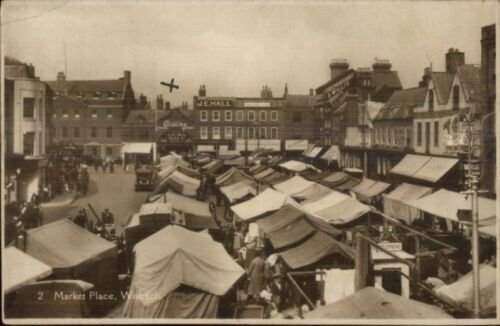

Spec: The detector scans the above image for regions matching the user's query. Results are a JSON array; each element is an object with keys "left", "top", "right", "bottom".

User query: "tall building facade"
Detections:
[
  {"left": 46, "top": 71, "right": 136, "bottom": 159},
  {"left": 4, "top": 57, "right": 52, "bottom": 202}
]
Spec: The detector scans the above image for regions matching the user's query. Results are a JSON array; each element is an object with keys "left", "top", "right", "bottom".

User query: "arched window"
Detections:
[
  {"left": 452, "top": 85, "right": 459, "bottom": 110},
  {"left": 428, "top": 90, "right": 434, "bottom": 111}
]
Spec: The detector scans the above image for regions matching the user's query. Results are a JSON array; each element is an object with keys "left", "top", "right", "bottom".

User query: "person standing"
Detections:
[
  {"left": 102, "top": 159, "right": 107, "bottom": 173},
  {"left": 246, "top": 249, "right": 266, "bottom": 303}
]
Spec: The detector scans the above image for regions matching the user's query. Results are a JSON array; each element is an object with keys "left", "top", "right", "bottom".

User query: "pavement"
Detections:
[
  {"left": 40, "top": 169, "right": 148, "bottom": 235},
  {"left": 40, "top": 192, "right": 78, "bottom": 208}
]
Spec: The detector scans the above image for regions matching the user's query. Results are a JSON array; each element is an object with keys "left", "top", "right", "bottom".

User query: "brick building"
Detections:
[
  {"left": 46, "top": 71, "right": 136, "bottom": 159},
  {"left": 193, "top": 85, "right": 315, "bottom": 155}
]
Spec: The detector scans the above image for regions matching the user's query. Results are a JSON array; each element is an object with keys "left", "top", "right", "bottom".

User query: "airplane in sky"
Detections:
[{"left": 160, "top": 78, "right": 179, "bottom": 92}]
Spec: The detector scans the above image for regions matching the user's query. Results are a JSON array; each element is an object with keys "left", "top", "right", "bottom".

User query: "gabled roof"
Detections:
[
  {"left": 375, "top": 87, "right": 426, "bottom": 120},
  {"left": 47, "top": 79, "right": 125, "bottom": 94},
  {"left": 372, "top": 71, "right": 402, "bottom": 92},
  {"left": 430, "top": 72, "right": 454, "bottom": 104},
  {"left": 457, "top": 64, "right": 484, "bottom": 102}
]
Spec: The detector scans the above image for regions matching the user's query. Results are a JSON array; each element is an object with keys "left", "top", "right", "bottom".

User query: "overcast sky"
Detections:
[{"left": 2, "top": 0, "right": 496, "bottom": 107}]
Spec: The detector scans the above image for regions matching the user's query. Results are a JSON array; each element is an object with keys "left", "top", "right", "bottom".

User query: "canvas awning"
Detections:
[
  {"left": 201, "top": 160, "right": 220, "bottom": 171},
  {"left": 197, "top": 145, "right": 215, "bottom": 152},
  {"left": 267, "top": 219, "right": 316, "bottom": 249},
  {"left": 301, "top": 170, "right": 335, "bottom": 182},
  {"left": 260, "top": 172, "right": 292, "bottom": 185},
  {"left": 302, "top": 143, "right": 315, "bottom": 156},
  {"left": 352, "top": 179, "right": 391, "bottom": 203},
  {"left": 406, "top": 189, "right": 496, "bottom": 225},
  {"left": 215, "top": 167, "right": 254, "bottom": 187},
  {"left": 305, "top": 146, "right": 323, "bottom": 158},
  {"left": 280, "top": 232, "right": 354, "bottom": 269},
  {"left": 231, "top": 188, "right": 299, "bottom": 221},
  {"left": 279, "top": 160, "right": 319, "bottom": 173},
  {"left": 4, "top": 247, "right": 53, "bottom": 294},
  {"left": 153, "top": 171, "right": 200, "bottom": 197},
  {"left": 320, "top": 145, "right": 340, "bottom": 161},
  {"left": 158, "top": 155, "right": 190, "bottom": 169},
  {"left": 390, "top": 154, "right": 459, "bottom": 183},
  {"left": 256, "top": 205, "right": 304, "bottom": 234},
  {"left": 220, "top": 179, "right": 257, "bottom": 203},
  {"left": 165, "top": 192, "right": 211, "bottom": 218},
  {"left": 319, "top": 172, "right": 349, "bottom": 187},
  {"left": 334, "top": 177, "right": 361, "bottom": 191},
  {"left": 302, "top": 191, "right": 371, "bottom": 225},
  {"left": 350, "top": 178, "right": 377, "bottom": 193},
  {"left": 253, "top": 168, "right": 275, "bottom": 181},
  {"left": 274, "top": 176, "right": 331, "bottom": 200},
  {"left": 435, "top": 264, "right": 496, "bottom": 314},
  {"left": 139, "top": 203, "right": 172, "bottom": 217},
  {"left": 305, "top": 287, "right": 452, "bottom": 319},
  {"left": 121, "top": 142, "right": 154, "bottom": 154},
  {"left": 383, "top": 183, "right": 433, "bottom": 223},
  {"left": 25, "top": 219, "right": 117, "bottom": 270},
  {"left": 127, "top": 225, "right": 245, "bottom": 308}
]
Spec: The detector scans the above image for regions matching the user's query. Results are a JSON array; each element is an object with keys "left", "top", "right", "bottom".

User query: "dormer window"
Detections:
[
  {"left": 428, "top": 90, "right": 434, "bottom": 112},
  {"left": 452, "top": 85, "right": 460, "bottom": 110}
]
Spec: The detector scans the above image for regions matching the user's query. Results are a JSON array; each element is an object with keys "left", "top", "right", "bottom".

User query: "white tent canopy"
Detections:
[
  {"left": 279, "top": 160, "right": 320, "bottom": 173},
  {"left": 4, "top": 247, "right": 53, "bottom": 294},
  {"left": 231, "top": 188, "right": 299, "bottom": 221},
  {"left": 274, "top": 176, "right": 331, "bottom": 200},
  {"left": 121, "top": 142, "right": 154, "bottom": 154}
]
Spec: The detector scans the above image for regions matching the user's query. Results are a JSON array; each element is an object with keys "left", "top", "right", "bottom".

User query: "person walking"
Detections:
[
  {"left": 246, "top": 249, "right": 266, "bottom": 303},
  {"left": 102, "top": 160, "right": 107, "bottom": 173}
]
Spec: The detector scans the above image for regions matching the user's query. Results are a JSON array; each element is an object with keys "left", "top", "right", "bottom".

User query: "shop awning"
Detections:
[
  {"left": 390, "top": 154, "right": 459, "bottom": 183},
  {"left": 279, "top": 160, "right": 319, "bottom": 173},
  {"left": 320, "top": 145, "right": 341, "bottom": 161},
  {"left": 215, "top": 167, "right": 254, "bottom": 187},
  {"left": 280, "top": 232, "right": 354, "bottom": 269},
  {"left": 253, "top": 168, "right": 275, "bottom": 181},
  {"left": 4, "top": 247, "right": 53, "bottom": 294},
  {"left": 256, "top": 205, "right": 304, "bottom": 234},
  {"left": 267, "top": 218, "right": 316, "bottom": 249},
  {"left": 249, "top": 165, "right": 268, "bottom": 175},
  {"left": 305, "top": 146, "right": 323, "bottom": 158},
  {"left": 302, "top": 144, "right": 315, "bottom": 156},
  {"left": 153, "top": 171, "right": 200, "bottom": 197},
  {"left": 220, "top": 179, "right": 257, "bottom": 204},
  {"left": 383, "top": 183, "right": 433, "bottom": 223},
  {"left": 231, "top": 188, "right": 299, "bottom": 221},
  {"left": 302, "top": 191, "right": 350, "bottom": 212},
  {"left": 260, "top": 172, "right": 292, "bottom": 185},
  {"left": 435, "top": 264, "right": 497, "bottom": 314},
  {"left": 285, "top": 139, "right": 309, "bottom": 151},
  {"left": 165, "top": 191, "right": 211, "bottom": 218},
  {"left": 352, "top": 180, "right": 391, "bottom": 203},
  {"left": 121, "top": 142, "right": 154, "bottom": 154},
  {"left": 305, "top": 287, "right": 452, "bottom": 319},
  {"left": 197, "top": 145, "right": 215, "bottom": 152},
  {"left": 25, "top": 219, "right": 117, "bottom": 269},
  {"left": 301, "top": 170, "right": 335, "bottom": 182},
  {"left": 139, "top": 203, "right": 172, "bottom": 217},
  {"left": 350, "top": 179, "right": 377, "bottom": 193},
  {"left": 406, "top": 189, "right": 497, "bottom": 225},
  {"left": 334, "top": 177, "right": 361, "bottom": 191},
  {"left": 273, "top": 176, "right": 314, "bottom": 196}
]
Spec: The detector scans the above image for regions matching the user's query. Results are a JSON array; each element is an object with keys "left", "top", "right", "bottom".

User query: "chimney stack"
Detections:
[
  {"left": 445, "top": 48, "right": 465, "bottom": 74},
  {"left": 57, "top": 72, "right": 66, "bottom": 92},
  {"left": 164, "top": 101, "right": 170, "bottom": 110},
  {"left": 123, "top": 70, "right": 131, "bottom": 85},
  {"left": 329, "top": 59, "right": 349, "bottom": 81},
  {"left": 284, "top": 83, "right": 288, "bottom": 97},
  {"left": 419, "top": 67, "right": 432, "bottom": 88},
  {"left": 372, "top": 58, "right": 392, "bottom": 71},
  {"left": 198, "top": 85, "right": 206, "bottom": 97},
  {"left": 309, "top": 88, "right": 314, "bottom": 96},
  {"left": 156, "top": 95, "right": 164, "bottom": 110}
]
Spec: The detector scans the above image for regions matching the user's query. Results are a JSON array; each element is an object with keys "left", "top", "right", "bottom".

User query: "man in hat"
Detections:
[
  {"left": 101, "top": 208, "right": 114, "bottom": 225},
  {"left": 74, "top": 209, "right": 88, "bottom": 229},
  {"left": 246, "top": 249, "right": 266, "bottom": 303}
]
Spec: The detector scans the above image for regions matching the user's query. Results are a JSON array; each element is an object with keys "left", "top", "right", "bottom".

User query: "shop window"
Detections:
[
  {"left": 91, "top": 110, "right": 98, "bottom": 119},
  {"left": 225, "top": 127, "right": 233, "bottom": 139},
  {"left": 452, "top": 85, "right": 460, "bottom": 110},
  {"left": 212, "top": 127, "right": 220, "bottom": 140},
  {"left": 74, "top": 110, "right": 80, "bottom": 119},
  {"left": 23, "top": 98, "right": 35, "bottom": 119},
  {"left": 236, "top": 127, "right": 244, "bottom": 139},
  {"left": 260, "top": 111, "right": 267, "bottom": 121},
  {"left": 107, "top": 110, "right": 113, "bottom": 119},
  {"left": 417, "top": 122, "right": 422, "bottom": 146},
  {"left": 248, "top": 127, "right": 255, "bottom": 139},
  {"left": 225, "top": 110, "right": 233, "bottom": 121},
  {"left": 434, "top": 121, "right": 439, "bottom": 147},
  {"left": 428, "top": 90, "right": 434, "bottom": 112},
  {"left": 259, "top": 127, "right": 267, "bottom": 139},
  {"left": 271, "top": 127, "right": 278, "bottom": 139},
  {"left": 62, "top": 110, "right": 69, "bottom": 119},
  {"left": 200, "top": 127, "right": 208, "bottom": 139},
  {"left": 200, "top": 110, "right": 208, "bottom": 122},
  {"left": 271, "top": 111, "right": 278, "bottom": 121},
  {"left": 23, "top": 132, "right": 35, "bottom": 155},
  {"left": 236, "top": 110, "right": 244, "bottom": 121},
  {"left": 212, "top": 111, "right": 220, "bottom": 122}
]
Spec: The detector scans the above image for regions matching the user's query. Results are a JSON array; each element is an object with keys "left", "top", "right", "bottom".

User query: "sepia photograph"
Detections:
[{"left": 1, "top": 0, "right": 498, "bottom": 323}]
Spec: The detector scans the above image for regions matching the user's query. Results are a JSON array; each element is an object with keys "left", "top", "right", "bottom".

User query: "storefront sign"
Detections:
[
  {"left": 244, "top": 102, "right": 271, "bottom": 108},
  {"left": 377, "top": 242, "right": 402, "bottom": 252},
  {"left": 322, "top": 71, "right": 355, "bottom": 106},
  {"left": 157, "top": 120, "right": 194, "bottom": 131},
  {"left": 285, "top": 139, "right": 309, "bottom": 151},
  {"left": 196, "top": 99, "right": 233, "bottom": 107}
]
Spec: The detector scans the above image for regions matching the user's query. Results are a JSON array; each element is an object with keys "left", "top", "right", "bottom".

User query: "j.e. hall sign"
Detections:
[{"left": 196, "top": 99, "right": 233, "bottom": 108}]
